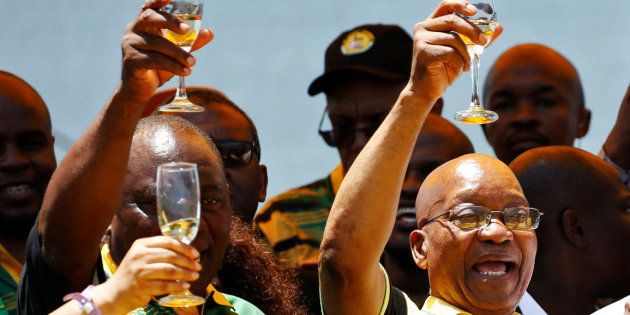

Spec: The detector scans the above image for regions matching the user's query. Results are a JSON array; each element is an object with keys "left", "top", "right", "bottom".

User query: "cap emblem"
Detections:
[{"left": 340, "top": 29, "right": 375, "bottom": 55}]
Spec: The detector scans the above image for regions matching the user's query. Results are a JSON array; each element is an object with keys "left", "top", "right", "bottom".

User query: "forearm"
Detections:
[
  {"left": 603, "top": 85, "right": 630, "bottom": 169},
  {"left": 320, "top": 88, "right": 437, "bottom": 313},
  {"left": 40, "top": 84, "right": 146, "bottom": 284}
]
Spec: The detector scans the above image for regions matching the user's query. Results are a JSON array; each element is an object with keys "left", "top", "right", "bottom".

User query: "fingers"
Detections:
[
  {"left": 132, "top": 9, "right": 189, "bottom": 36},
  {"left": 141, "top": 235, "right": 200, "bottom": 260},
  {"left": 139, "top": 262, "right": 200, "bottom": 282},
  {"left": 190, "top": 28, "right": 215, "bottom": 52},
  {"left": 130, "top": 32, "right": 196, "bottom": 68},
  {"left": 430, "top": 0, "right": 477, "bottom": 18},
  {"left": 141, "top": 0, "right": 169, "bottom": 11},
  {"left": 422, "top": 13, "right": 489, "bottom": 47},
  {"left": 141, "top": 246, "right": 202, "bottom": 272}
]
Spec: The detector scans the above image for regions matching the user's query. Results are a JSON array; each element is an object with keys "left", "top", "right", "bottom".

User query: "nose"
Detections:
[
  {"left": 477, "top": 218, "right": 513, "bottom": 244},
  {"left": 0, "top": 144, "right": 29, "bottom": 171},
  {"left": 512, "top": 102, "right": 540, "bottom": 127}
]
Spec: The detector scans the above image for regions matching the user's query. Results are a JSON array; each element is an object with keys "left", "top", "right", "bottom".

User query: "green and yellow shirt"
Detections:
[
  {"left": 254, "top": 164, "right": 344, "bottom": 268},
  {"left": 0, "top": 243, "right": 20, "bottom": 315}
]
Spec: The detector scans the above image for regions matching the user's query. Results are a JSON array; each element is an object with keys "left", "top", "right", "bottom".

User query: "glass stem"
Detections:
[
  {"left": 175, "top": 75, "right": 188, "bottom": 101},
  {"left": 470, "top": 52, "right": 482, "bottom": 109}
]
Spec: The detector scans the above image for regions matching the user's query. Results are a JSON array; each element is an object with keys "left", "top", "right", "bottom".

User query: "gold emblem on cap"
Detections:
[{"left": 341, "top": 29, "right": 375, "bottom": 55}]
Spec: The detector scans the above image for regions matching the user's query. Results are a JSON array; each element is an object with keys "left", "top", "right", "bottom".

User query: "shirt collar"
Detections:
[
  {"left": 330, "top": 163, "right": 345, "bottom": 195},
  {"left": 100, "top": 243, "right": 233, "bottom": 311},
  {"left": 422, "top": 296, "right": 520, "bottom": 315}
]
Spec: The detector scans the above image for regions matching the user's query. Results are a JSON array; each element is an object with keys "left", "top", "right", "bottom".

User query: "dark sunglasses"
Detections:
[
  {"left": 318, "top": 108, "right": 382, "bottom": 147},
  {"left": 214, "top": 140, "right": 259, "bottom": 167}
]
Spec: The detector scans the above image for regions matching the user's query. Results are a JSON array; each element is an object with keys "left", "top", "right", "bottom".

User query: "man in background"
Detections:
[{"left": 0, "top": 71, "right": 56, "bottom": 315}]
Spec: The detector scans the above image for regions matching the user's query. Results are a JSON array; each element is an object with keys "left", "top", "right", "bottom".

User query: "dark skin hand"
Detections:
[
  {"left": 38, "top": 0, "right": 213, "bottom": 291},
  {"left": 603, "top": 84, "right": 630, "bottom": 170}
]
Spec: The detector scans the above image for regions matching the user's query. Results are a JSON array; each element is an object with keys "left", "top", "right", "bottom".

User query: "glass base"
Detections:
[
  {"left": 157, "top": 290, "right": 205, "bottom": 307},
  {"left": 454, "top": 107, "right": 498, "bottom": 124},
  {"left": 158, "top": 97, "right": 205, "bottom": 113}
]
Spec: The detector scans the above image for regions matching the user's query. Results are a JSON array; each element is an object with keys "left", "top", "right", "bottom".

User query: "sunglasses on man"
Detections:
[
  {"left": 423, "top": 204, "right": 543, "bottom": 231},
  {"left": 214, "top": 140, "right": 260, "bottom": 168},
  {"left": 317, "top": 108, "right": 383, "bottom": 147}
]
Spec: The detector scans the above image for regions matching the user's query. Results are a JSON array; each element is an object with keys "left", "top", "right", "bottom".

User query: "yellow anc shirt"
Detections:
[{"left": 0, "top": 243, "right": 21, "bottom": 315}]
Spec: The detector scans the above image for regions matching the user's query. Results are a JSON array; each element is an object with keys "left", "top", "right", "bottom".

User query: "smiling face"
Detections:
[
  {"left": 482, "top": 44, "right": 590, "bottom": 164},
  {"left": 109, "top": 118, "right": 231, "bottom": 296},
  {"left": 411, "top": 155, "right": 536, "bottom": 314},
  {"left": 0, "top": 73, "right": 55, "bottom": 237}
]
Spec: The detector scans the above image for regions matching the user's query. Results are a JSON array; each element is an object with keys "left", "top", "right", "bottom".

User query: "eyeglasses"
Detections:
[
  {"left": 317, "top": 108, "right": 382, "bottom": 147},
  {"left": 423, "top": 204, "right": 543, "bottom": 231},
  {"left": 214, "top": 140, "right": 259, "bottom": 168}
]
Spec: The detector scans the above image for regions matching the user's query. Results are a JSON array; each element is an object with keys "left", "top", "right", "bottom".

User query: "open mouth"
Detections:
[
  {"left": 473, "top": 260, "right": 515, "bottom": 277},
  {"left": 395, "top": 207, "right": 417, "bottom": 230}
]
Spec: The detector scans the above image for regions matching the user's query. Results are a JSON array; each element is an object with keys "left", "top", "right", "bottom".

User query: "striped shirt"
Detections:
[{"left": 254, "top": 164, "right": 344, "bottom": 267}]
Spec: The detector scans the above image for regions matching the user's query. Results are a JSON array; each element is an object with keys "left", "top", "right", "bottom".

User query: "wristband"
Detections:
[{"left": 63, "top": 285, "right": 103, "bottom": 315}]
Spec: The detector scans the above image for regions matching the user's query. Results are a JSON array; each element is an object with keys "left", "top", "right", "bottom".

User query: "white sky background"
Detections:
[{"left": 1, "top": 1, "right": 629, "bottom": 205}]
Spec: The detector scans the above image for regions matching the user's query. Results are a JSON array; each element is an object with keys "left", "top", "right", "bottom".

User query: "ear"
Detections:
[
  {"left": 561, "top": 208, "right": 587, "bottom": 247},
  {"left": 576, "top": 107, "right": 591, "bottom": 138},
  {"left": 410, "top": 229, "right": 429, "bottom": 269},
  {"left": 257, "top": 164, "right": 268, "bottom": 202}
]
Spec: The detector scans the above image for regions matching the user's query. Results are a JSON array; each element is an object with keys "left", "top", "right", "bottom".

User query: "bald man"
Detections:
[
  {"left": 0, "top": 71, "right": 56, "bottom": 315},
  {"left": 510, "top": 147, "right": 630, "bottom": 315},
  {"left": 383, "top": 114, "right": 474, "bottom": 306},
  {"left": 317, "top": 2, "right": 541, "bottom": 314},
  {"left": 481, "top": 43, "right": 591, "bottom": 164}
]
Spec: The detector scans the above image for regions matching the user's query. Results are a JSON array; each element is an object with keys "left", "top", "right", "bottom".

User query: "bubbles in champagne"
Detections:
[{"left": 160, "top": 217, "right": 200, "bottom": 244}]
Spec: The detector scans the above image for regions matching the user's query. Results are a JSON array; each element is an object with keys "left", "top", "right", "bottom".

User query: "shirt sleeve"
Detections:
[
  {"left": 381, "top": 265, "right": 411, "bottom": 315},
  {"left": 18, "top": 221, "right": 72, "bottom": 314},
  {"left": 598, "top": 148, "right": 630, "bottom": 190}
]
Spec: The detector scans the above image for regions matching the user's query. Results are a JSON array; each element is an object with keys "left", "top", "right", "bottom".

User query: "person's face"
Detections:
[
  {"left": 179, "top": 103, "right": 267, "bottom": 223},
  {"left": 110, "top": 128, "right": 231, "bottom": 296},
  {"left": 412, "top": 161, "right": 536, "bottom": 313},
  {"left": 482, "top": 60, "right": 589, "bottom": 164},
  {"left": 0, "top": 94, "right": 55, "bottom": 236},
  {"left": 325, "top": 76, "right": 406, "bottom": 172},
  {"left": 587, "top": 179, "right": 630, "bottom": 299}
]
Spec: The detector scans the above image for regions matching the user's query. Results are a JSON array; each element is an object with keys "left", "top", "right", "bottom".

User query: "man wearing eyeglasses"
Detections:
[
  {"left": 147, "top": 87, "right": 268, "bottom": 223},
  {"left": 319, "top": 0, "right": 538, "bottom": 313},
  {"left": 511, "top": 146, "right": 630, "bottom": 315}
]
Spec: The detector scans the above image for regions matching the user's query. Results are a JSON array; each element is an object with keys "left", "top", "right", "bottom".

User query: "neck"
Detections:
[
  {"left": 381, "top": 250, "right": 430, "bottom": 307},
  {"left": 529, "top": 253, "right": 596, "bottom": 315},
  {"left": 0, "top": 234, "right": 28, "bottom": 264}
]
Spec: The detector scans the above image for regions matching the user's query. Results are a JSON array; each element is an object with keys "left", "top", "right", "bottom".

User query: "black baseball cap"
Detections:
[{"left": 307, "top": 24, "right": 413, "bottom": 96}]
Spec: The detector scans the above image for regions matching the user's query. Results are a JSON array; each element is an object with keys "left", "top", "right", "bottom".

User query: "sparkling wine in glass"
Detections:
[
  {"left": 159, "top": 0, "right": 205, "bottom": 113},
  {"left": 454, "top": 1, "right": 499, "bottom": 124},
  {"left": 156, "top": 162, "right": 205, "bottom": 307}
]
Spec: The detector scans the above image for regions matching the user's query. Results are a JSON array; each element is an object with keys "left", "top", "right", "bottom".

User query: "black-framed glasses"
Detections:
[
  {"left": 423, "top": 204, "right": 543, "bottom": 231},
  {"left": 214, "top": 140, "right": 259, "bottom": 168},
  {"left": 317, "top": 108, "right": 382, "bottom": 147}
]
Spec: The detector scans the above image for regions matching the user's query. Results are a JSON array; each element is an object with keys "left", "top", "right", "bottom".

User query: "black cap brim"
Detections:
[{"left": 307, "top": 66, "right": 409, "bottom": 96}]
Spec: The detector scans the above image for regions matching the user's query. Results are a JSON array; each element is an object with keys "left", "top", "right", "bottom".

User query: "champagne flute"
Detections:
[
  {"left": 159, "top": 0, "right": 205, "bottom": 113},
  {"left": 156, "top": 162, "right": 205, "bottom": 307},
  {"left": 454, "top": 0, "right": 499, "bottom": 124}
]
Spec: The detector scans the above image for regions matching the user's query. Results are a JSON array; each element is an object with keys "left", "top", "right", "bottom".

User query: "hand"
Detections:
[
  {"left": 119, "top": 0, "right": 214, "bottom": 105},
  {"left": 91, "top": 236, "right": 202, "bottom": 314},
  {"left": 407, "top": 0, "right": 503, "bottom": 102}
]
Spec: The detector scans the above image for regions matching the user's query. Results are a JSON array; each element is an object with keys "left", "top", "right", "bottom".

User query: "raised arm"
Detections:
[
  {"left": 318, "top": 1, "right": 501, "bottom": 313},
  {"left": 603, "top": 84, "right": 630, "bottom": 170},
  {"left": 37, "top": 0, "right": 213, "bottom": 290}
]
